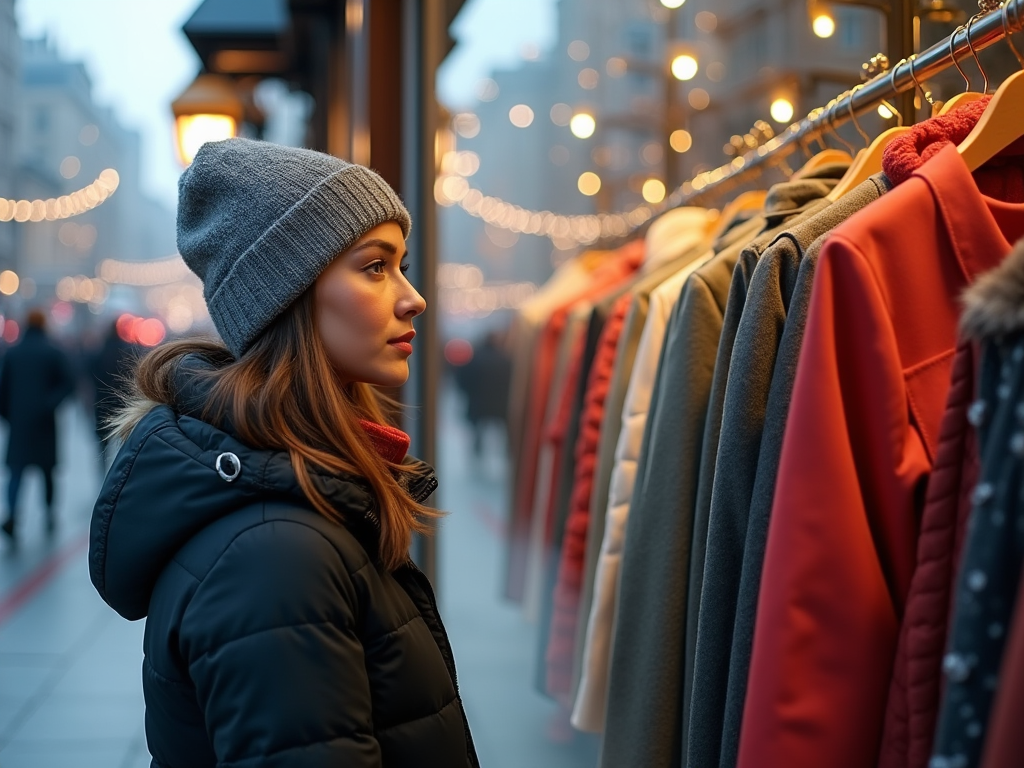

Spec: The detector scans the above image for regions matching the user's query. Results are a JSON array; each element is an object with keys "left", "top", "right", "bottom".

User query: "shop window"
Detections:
[
  {"left": 626, "top": 24, "right": 652, "bottom": 57},
  {"left": 837, "top": 8, "right": 863, "bottom": 49},
  {"left": 33, "top": 106, "right": 50, "bottom": 134}
]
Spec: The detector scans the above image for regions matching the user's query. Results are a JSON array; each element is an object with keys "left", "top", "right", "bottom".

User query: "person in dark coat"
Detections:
[
  {"left": 453, "top": 330, "right": 512, "bottom": 456},
  {"left": 0, "top": 309, "right": 75, "bottom": 541},
  {"left": 87, "top": 320, "right": 138, "bottom": 462},
  {"left": 89, "top": 139, "right": 479, "bottom": 768}
]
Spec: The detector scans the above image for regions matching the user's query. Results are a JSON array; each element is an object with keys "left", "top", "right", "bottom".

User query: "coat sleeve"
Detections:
[
  {"left": 0, "top": 353, "right": 9, "bottom": 421},
  {"left": 601, "top": 274, "right": 724, "bottom": 768},
  {"left": 737, "top": 234, "right": 930, "bottom": 768},
  {"left": 179, "top": 519, "right": 382, "bottom": 768},
  {"left": 46, "top": 347, "right": 75, "bottom": 412}
]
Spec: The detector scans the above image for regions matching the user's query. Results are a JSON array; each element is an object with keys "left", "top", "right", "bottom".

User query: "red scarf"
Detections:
[
  {"left": 882, "top": 97, "right": 990, "bottom": 185},
  {"left": 359, "top": 419, "right": 411, "bottom": 464}
]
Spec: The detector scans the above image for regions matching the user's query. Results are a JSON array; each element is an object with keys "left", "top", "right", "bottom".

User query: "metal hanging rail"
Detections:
[{"left": 658, "top": 0, "right": 1024, "bottom": 209}]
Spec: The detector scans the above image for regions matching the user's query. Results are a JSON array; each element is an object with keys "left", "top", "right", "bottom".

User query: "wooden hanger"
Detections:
[
  {"left": 704, "top": 189, "right": 768, "bottom": 245},
  {"left": 825, "top": 63, "right": 913, "bottom": 201},
  {"left": 959, "top": 70, "right": 1024, "bottom": 171},
  {"left": 957, "top": 4, "right": 1024, "bottom": 171},
  {"left": 792, "top": 148, "right": 854, "bottom": 180},
  {"left": 826, "top": 126, "right": 911, "bottom": 201}
]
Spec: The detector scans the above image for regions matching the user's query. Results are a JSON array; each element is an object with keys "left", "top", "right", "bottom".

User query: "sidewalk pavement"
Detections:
[
  {"left": 0, "top": 405, "right": 150, "bottom": 768},
  {"left": 0, "top": 389, "right": 601, "bottom": 768}
]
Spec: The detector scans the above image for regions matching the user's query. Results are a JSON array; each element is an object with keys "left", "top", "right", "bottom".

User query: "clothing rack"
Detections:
[{"left": 655, "top": 0, "right": 1024, "bottom": 212}]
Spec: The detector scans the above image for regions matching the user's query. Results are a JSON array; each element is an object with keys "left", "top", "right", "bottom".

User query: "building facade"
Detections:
[
  {"left": 7, "top": 36, "right": 176, "bottom": 329},
  {"left": 0, "top": 0, "right": 18, "bottom": 272}
]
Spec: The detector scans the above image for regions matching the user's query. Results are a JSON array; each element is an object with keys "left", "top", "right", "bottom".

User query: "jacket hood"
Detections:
[
  {"left": 961, "top": 237, "right": 1024, "bottom": 340},
  {"left": 90, "top": 403, "right": 436, "bottom": 621}
]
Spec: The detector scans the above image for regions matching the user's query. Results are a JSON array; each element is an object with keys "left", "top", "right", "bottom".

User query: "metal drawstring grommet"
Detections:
[{"left": 216, "top": 452, "right": 241, "bottom": 483}]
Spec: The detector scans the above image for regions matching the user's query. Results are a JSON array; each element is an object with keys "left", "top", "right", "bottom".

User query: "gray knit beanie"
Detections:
[{"left": 177, "top": 138, "right": 411, "bottom": 357}]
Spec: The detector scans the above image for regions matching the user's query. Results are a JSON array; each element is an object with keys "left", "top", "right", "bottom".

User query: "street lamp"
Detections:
[
  {"left": 171, "top": 73, "right": 244, "bottom": 167},
  {"left": 812, "top": 13, "right": 836, "bottom": 36},
  {"left": 808, "top": 0, "right": 837, "bottom": 37}
]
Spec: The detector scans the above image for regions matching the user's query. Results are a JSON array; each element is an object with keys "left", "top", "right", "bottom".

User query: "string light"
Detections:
[
  {"left": 97, "top": 254, "right": 192, "bottom": 286},
  {"left": 0, "top": 169, "right": 120, "bottom": 223},
  {"left": 435, "top": 171, "right": 660, "bottom": 246},
  {"left": 97, "top": 254, "right": 209, "bottom": 333},
  {"left": 437, "top": 263, "right": 538, "bottom": 317}
]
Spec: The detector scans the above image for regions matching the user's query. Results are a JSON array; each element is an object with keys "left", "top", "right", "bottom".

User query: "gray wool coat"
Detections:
[
  {"left": 686, "top": 173, "right": 892, "bottom": 768},
  {"left": 599, "top": 165, "right": 847, "bottom": 768},
  {"left": 681, "top": 186, "right": 839, "bottom": 758}
]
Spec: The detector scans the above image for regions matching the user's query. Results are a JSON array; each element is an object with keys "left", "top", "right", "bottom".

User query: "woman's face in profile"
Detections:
[{"left": 314, "top": 221, "right": 426, "bottom": 387}]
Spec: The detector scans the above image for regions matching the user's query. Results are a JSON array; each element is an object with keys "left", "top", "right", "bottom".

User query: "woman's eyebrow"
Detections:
[{"left": 350, "top": 239, "right": 403, "bottom": 256}]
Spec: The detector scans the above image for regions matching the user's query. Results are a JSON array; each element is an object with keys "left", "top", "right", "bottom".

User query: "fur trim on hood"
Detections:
[{"left": 961, "top": 237, "right": 1024, "bottom": 340}]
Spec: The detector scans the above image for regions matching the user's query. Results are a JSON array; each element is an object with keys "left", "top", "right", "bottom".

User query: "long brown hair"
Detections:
[{"left": 111, "top": 288, "right": 439, "bottom": 571}]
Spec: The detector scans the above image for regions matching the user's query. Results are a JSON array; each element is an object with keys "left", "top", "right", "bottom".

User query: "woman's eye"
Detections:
[
  {"left": 400, "top": 262, "right": 411, "bottom": 274},
  {"left": 367, "top": 261, "right": 386, "bottom": 275}
]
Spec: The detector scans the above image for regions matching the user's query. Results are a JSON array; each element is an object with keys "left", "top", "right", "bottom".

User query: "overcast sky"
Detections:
[{"left": 15, "top": 0, "right": 556, "bottom": 212}]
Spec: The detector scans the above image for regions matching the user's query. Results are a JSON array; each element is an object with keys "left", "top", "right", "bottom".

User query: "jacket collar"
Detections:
[
  {"left": 91, "top": 401, "right": 436, "bottom": 621},
  {"left": 761, "top": 161, "right": 848, "bottom": 227},
  {"left": 915, "top": 143, "right": 1024, "bottom": 285}
]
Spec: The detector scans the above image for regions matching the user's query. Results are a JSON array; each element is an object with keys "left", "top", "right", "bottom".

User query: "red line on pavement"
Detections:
[{"left": 0, "top": 530, "right": 90, "bottom": 627}]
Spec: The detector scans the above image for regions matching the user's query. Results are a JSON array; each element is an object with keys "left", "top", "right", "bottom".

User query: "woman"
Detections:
[{"left": 88, "top": 138, "right": 479, "bottom": 768}]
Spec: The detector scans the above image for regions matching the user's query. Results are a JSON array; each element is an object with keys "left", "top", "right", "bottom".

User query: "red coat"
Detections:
[
  {"left": 505, "top": 248, "right": 642, "bottom": 601},
  {"left": 546, "top": 290, "right": 632, "bottom": 698},
  {"left": 738, "top": 145, "right": 1024, "bottom": 768}
]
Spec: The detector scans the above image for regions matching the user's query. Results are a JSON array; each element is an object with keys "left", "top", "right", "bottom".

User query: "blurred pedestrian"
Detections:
[
  {"left": 0, "top": 309, "right": 75, "bottom": 542},
  {"left": 454, "top": 329, "right": 512, "bottom": 456},
  {"left": 87, "top": 319, "right": 137, "bottom": 466},
  {"left": 88, "top": 139, "right": 478, "bottom": 767}
]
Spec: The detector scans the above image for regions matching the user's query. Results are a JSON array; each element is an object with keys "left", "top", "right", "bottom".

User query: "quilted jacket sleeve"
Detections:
[
  {"left": 738, "top": 234, "right": 930, "bottom": 768},
  {"left": 179, "top": 519, "right": 381, "bottom": 768}
]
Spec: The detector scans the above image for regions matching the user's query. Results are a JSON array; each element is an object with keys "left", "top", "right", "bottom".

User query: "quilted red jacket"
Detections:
[{"left": 876, "top": 339, "right": 978, "bottom": 768}]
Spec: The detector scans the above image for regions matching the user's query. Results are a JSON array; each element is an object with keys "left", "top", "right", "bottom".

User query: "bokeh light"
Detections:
[
  {"left": 642, "top": 179, "right": 667, "bottom": 203},
  {"left": 509, "top": 104, "right": 535, "bottom": 128},
  {"left": 570, "top": 112, "right": 596, "bottom": 139},
  {"left": 670, "top": 129, "right": 693, "bottom": 153},
  {"left": 770, "top": 98, "right": 795, "bottom": 123},
  {"left": 578, "top": 171, "right": 602, "bottom": 196}
]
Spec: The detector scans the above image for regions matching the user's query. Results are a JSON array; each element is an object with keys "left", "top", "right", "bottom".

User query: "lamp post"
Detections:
[{"left": 170, "top": 73, "right": 245, "bottom": 167}]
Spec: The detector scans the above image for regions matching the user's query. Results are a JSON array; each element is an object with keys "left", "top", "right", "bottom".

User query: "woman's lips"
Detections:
[{"left": 388, "top": 331, "right": 415, "bottom": 355}]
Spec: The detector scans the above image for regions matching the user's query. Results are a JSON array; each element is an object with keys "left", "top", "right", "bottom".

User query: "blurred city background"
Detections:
[{"left": 0, "top": 0, "right": 999, "bottom": 765}]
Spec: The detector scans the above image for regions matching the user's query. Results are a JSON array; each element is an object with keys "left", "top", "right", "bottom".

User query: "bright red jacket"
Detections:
[{"left": 738, "top": 144, "right": 1024, "bottom": 768}]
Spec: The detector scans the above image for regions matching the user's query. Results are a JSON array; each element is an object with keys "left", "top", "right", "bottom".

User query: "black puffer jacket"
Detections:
[{"left": 89, "top": 404, "right": 479, "bottom": 768}]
